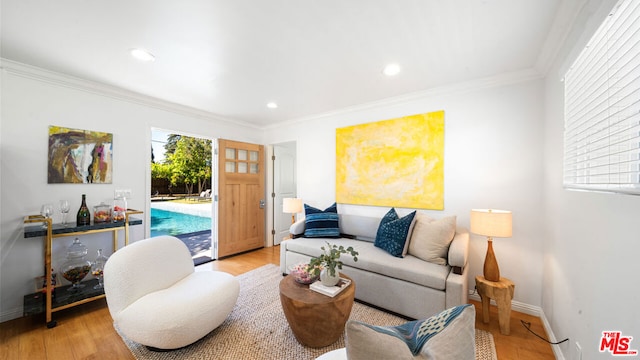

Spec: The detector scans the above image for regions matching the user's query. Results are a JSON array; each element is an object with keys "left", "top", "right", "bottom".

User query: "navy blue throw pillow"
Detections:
[
  {"left": 375, "top": 208, "right": 416, "bottom": 257},
  {"left": 303, "top": 203, "right": 340, "bottom": 238}
]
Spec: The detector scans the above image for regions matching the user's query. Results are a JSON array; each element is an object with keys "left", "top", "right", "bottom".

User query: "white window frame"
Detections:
[{"left": 563, "top": 0, "right": 640, "bottom": 195}]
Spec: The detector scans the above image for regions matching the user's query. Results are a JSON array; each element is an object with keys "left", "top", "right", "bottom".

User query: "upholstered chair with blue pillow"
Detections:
[
  {"left": 104, "top": 236, "right": 239, "bottom": 350},
  {"left": 316, "top": 304, "right": 476, "bottom": 360}
]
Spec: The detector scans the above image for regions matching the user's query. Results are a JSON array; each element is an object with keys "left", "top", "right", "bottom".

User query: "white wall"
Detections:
[
  {"left": 0, "top": 62, "right": 262, "bottom": 322},
  {"left": 542, "top": 1, "right": 640, "bottom": 359},
  {"left": 264, "top": 73, "right": 546, "bottom": 312}
]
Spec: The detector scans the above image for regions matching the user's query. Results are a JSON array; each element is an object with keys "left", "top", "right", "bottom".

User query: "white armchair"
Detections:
[{"left": 104, "top": 235, "right": 239, "bottom": 350}]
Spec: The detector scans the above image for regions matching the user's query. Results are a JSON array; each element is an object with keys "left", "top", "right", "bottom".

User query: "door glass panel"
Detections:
[
  {"left": 250, "top": 164, "right": 259, "bottom": 174},
  {"left": 225, "top": 161, "right": 235, "bottom": 173},
  {"left": 238, "top": 149, "right": 247, "bottom": 161},
  {"left": 225, "top": 148, "right": 236, "bottom": 160},
  {"left": 238, "top": 162, "right": 248, "bottom": 173},
  {"left": 249, "top": 151, "right": 258, "bottom": 161}
]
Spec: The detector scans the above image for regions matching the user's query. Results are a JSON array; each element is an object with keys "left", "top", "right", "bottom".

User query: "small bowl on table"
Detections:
[{"left": 289, "top": 265, "right": 319, "bottom": 285}]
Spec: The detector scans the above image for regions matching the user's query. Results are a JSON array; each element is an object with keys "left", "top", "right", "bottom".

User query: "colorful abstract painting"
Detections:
[
  {"left": 336, "top": 110, "right": 444, "bottom": 210},
  {"left": 48, "top": 126, "right": 113, "bottom": 184}
]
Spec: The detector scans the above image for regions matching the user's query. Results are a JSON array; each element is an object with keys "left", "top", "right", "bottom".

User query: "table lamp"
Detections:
[
  {"left": 470, "top": 209, "right": 512, "bottom": 282},
  {"left": 283, "top": 198, "right": 303, "bottom": 224}
]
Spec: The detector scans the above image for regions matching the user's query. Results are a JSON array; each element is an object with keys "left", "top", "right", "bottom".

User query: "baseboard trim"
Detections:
[
  {"left": 469, "top": 293, "right": 539, "bottom": 316},
  {"left": 540, "top": 311, "right": 566, "bottom": 360},
  {"left": 469, "top": 294, "right": 563, "bottom": 360},
  {"left": 1, "top": 307, "right": 24, "bottom": 324}
]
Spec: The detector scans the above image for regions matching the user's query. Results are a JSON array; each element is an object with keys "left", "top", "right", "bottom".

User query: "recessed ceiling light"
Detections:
[
  {"left": 383, "top": 63, "right": 401, "bottom": 76},
  {"left": 267, "top": 102, "right": 278, "bottom": 109},
  {"left": 130, "top": 48, "right": 155, "bottom": 62}
]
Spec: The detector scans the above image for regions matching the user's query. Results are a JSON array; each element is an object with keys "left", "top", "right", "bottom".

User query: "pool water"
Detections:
[{"left": 150, "top": 208, "right": 211, "bottom": 237}]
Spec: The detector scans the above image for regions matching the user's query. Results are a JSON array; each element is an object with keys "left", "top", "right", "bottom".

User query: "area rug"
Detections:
[{"left": 119, "top": 264, "right": 498, "bottom": 360}]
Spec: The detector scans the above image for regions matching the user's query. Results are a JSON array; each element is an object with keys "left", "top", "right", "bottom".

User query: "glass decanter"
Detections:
[
  {"left": 92, "top": 249, "right": 108, "bottom": 290},
  {"left": 61, "top": 238, "right": 92, "bottom": 291}
]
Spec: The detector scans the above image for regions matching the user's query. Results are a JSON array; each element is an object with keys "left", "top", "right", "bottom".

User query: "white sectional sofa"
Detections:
[{"left": 280, "top": 213, "right": 470, "bottom": 320}]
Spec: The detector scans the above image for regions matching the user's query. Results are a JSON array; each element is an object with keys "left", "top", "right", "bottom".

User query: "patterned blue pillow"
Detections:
[
  {"left": 345, "top": 304, "right": 476, "bottom": 359},
  {"left": 375, "top": 208, "right": 400, "bottom": 241},
  {"left": 374, "top": 208, "right": 416, "bottom": 257},
  {"left": 303, "top": 203, "right": 340, "bottom": 238},
  {"left": 365, "top": 304, "right": 472, "bottom": 355}
]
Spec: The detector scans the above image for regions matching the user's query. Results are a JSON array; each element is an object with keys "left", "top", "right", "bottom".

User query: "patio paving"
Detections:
[{"left": 176, "top": 230, "right": 213, "bottom": 266}]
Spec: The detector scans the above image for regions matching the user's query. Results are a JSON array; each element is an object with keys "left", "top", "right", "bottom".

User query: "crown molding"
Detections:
[
  {"left": 2, "top": 59, "right": 544, "bottom": 133},
  {"left": 266, "top": 68, "right": 543, "bottom": 131},
  {"left": 534, "top": 0, "right": 588, "bottom": 76},
  {"left": 0, "top": 58, "right": 261, "bottom": 130}
]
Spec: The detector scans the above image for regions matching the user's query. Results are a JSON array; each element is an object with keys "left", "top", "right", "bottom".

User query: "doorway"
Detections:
[
  {"left": 150, "top": 128, "right": 214, "bottom": 265},
  {"left": 272, "top": 141, "right": 297, "bottom": 245}
]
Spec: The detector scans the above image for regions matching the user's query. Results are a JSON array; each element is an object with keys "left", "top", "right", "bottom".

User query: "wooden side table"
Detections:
[
  {"left": 279, "top": 274, "right": 355, "bottom": 348},
  {"left": 475, "top": 275, "right": 515, "bottom": 335}
]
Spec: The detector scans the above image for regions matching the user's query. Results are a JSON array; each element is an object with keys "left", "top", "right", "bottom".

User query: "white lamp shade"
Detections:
[
  {"left": 470, "top": 209, "right": 512, "bottom": 238},
  {"left": 283, "top": 198, "right": 303, "bottom": 214}
]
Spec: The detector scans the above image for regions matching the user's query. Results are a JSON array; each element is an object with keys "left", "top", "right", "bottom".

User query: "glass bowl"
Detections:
[
  {"left": 289, "top": 264, "right": 319, "bottom": 285},
  {"left": 93, "top": 203, "right": 112, "bottom": 223}
]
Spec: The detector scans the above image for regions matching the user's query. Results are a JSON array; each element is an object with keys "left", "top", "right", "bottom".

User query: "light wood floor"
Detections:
[{"left": 0, "top": 246, "right": 555, "bottom": 359}]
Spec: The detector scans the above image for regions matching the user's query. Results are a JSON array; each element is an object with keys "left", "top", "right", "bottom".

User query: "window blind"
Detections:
[{"left": 563, "top": 0, "right": 640, "bottom": 195}]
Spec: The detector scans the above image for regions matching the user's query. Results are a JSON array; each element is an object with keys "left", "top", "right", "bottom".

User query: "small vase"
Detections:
[{"left": 320, "top": 268, "right": 340, "bottom": 287}]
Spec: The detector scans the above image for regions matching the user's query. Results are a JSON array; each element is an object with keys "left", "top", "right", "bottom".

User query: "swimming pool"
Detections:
[{"left": 150, "top": 208, "right": 211, "bottom": 237}]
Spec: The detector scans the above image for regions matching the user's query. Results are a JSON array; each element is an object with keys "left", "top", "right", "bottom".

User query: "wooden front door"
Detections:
[{"left": 217, "top": 139, "right": 265, "bottom": 257}]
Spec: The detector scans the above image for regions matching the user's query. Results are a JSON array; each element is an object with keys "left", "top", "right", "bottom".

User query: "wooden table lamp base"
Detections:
[{"left": 483, "top": 239, "right": 500, "bottom": 282}]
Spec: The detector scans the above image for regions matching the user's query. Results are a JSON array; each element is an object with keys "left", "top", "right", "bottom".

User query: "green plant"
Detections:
[{"left": 308, "top": 242, "right": 359, "bottom": 277}]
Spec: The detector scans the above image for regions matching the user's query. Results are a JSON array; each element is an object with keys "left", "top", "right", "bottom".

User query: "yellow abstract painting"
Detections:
[{"left": 336, "top": 110, "right": 444, "bottom": 210}]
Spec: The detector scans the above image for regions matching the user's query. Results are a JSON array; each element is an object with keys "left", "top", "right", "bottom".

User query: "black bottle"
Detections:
[{"left": 76, "top": 194, "right": 90, "bottom": 226}]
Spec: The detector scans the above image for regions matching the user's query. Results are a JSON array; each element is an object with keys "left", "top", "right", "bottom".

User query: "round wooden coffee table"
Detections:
[{"left": 279, "top": 273, "right": 355, "bottom": 348}]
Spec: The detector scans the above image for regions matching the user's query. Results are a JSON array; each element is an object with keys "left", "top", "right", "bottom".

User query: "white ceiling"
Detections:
[{"left": 1, "top": 0, "right": 578, "bottom": 128}]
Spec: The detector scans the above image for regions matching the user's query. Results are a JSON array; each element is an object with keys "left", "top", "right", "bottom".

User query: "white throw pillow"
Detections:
[
  {"left": 402, "top": 213, "right": 432, "bottom": 256},
  {"left": 408, "top": 216, "right": 456, "bottom": 265},
  {"left": 345, "top": 321, "right": 414, "bottom": 360}
]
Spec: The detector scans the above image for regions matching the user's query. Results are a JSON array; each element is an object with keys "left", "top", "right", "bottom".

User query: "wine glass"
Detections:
[
  {"left": 40, "top": 204, "right": 54, "bottom": 229},
  {"left": 59, "top": 200, "right": 70, "bottom": 226}
]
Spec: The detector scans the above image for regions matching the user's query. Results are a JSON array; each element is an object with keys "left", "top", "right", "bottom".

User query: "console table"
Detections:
[{"left": 23, "top": 210, "right": 142, "bottom": 328}]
